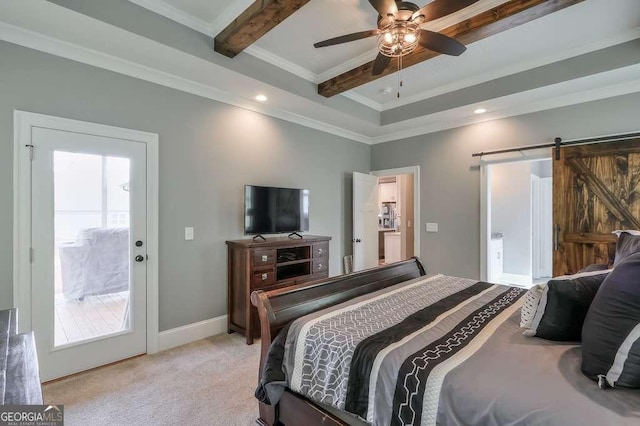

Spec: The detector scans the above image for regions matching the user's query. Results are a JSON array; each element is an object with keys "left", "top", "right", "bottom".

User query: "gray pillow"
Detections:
[
  {"left": 614, "top": 232, "right": 640, "bottom": 266},
  {"left": 582, "top": 251, "right": 640, "bottom": 388}
]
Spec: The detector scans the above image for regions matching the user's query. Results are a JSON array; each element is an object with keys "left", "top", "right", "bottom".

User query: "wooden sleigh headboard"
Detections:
[
  {"left": 250, "top": 257, "right": 426, "bottom": 426},
  {"left": 250, "top": 257, "right": 426, "bottom": 366}
]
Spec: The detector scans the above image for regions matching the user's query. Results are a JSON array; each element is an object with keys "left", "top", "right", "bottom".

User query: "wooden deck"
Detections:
[{"left": 54, "top": 291, "right": 128, "bottom": 347}]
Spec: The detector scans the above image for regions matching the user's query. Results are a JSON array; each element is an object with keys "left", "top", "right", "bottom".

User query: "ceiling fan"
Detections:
[{"left": 313, "top": 0, "right": 479, "bottom": 76}]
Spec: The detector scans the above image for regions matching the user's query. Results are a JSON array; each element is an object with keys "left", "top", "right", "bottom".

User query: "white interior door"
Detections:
[
  {"left": 353, "top": 172, "right": 379, "bottom": 272},
  {"left": 30, "top": 127, "right": 147, "bottom": 381}
]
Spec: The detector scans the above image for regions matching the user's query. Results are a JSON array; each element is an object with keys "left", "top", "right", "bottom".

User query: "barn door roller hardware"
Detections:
[{"left": 471, "top": 132, "right": 640, "bottom": 159}]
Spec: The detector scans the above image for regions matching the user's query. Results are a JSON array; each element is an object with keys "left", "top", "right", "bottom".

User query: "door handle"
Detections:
[
  {"left": 352, "top": 238, "right": 362, "bottom": 243},
  {"left": 135, "top": 255, "right": 145, "bottom": 263},
  {"left": 554, "top": 225, "right": 560, "bottom": 251}
]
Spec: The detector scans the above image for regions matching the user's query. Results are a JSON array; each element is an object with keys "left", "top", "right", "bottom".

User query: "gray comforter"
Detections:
[{"left": 257, "top": 274, "right": 640, "bottom": 425}]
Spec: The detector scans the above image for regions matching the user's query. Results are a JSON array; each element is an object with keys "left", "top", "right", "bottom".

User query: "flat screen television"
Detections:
[{"left": 244, "top": 185, "right": 309, "bottom": 235}]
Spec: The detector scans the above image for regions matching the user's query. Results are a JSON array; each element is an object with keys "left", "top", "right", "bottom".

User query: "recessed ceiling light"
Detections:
[
  {"left": 255, "top": 94, "right": 268, "bottom": 102},
  {"left": 474, "top": 108, "right": 487, "bottom": 114}
]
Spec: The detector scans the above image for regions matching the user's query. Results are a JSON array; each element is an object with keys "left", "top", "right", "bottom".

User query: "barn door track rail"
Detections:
[{"left": 472, "top": 132, "right": 640, "bottom": 159}]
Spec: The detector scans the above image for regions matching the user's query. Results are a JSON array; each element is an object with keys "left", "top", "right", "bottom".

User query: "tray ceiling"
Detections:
[
  {"left": 145, "top": 0, "right": 640, "bottom": 108},
  {"left": 1, "top": 0, "right": 637, "bottom": 144}
]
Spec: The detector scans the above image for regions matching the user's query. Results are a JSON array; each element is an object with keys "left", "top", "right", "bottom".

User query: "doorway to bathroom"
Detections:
[{"left": 487, "top": 158, "right": 553, "bottom": 288}]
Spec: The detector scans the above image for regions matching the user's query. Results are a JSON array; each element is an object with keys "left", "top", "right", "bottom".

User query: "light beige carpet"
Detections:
[{"left": 43, "top": 333, "right": 261, "bottom": 426}]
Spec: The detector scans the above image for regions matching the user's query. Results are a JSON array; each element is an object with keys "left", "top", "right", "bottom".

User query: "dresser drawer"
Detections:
[
  {"left": 312, "top": 259, "right": 328, "bottom": 274},
  {"left": 252, "top": 270, "right": 276, "bottom": 287},
  {"left": 253, "top": 250, "right": 276, "bottom": 267},
  {"left": 312, "top": 242, "right": 329, "bottom": 258}
]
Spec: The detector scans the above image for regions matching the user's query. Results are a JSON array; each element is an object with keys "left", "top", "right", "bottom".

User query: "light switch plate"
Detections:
[
  {"left": 426, "top": 223, "right": 439, "bottom": 233},
  {"left": 185, "top": 227, "right": 194, "bottom": 241}
]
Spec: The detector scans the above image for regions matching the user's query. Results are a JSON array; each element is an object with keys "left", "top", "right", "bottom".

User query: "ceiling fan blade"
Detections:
[
  {"left": 418, "top": 30, "right": 466, "bottom": 56},
  {"left": 314, "top": 29, "right": 380, "bottom": 48},
  {"left": 368, "top": 0, "right": 398, "bottom": 18},
  {"left": 372, "top": 52, "right": 391, "bottom": 76},
  {"left": 413, "top": 0, "right": 479, "bottom": 22}
]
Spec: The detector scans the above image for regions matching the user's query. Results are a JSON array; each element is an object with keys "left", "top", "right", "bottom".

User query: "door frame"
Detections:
[
  {"left": 480, "top": 151, "right": 551, "bottom": 282},
  {"left": 531, "top": 174, "right": 541, "bottom": 279},
  {"left": 370, "top": 166, "right": 421, "bottom": 258},
  {"left": 13, "top": 110, "right": 161, "bottom": 354}
]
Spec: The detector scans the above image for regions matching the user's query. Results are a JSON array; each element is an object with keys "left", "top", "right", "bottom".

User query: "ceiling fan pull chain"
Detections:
[{"left": 397, "top": 56, "right": 401, "bottom": 98}]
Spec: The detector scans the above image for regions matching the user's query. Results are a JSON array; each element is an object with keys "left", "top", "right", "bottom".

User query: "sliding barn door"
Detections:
[{"left": 553, "top": 139, "right": 640, "bottom": 276}]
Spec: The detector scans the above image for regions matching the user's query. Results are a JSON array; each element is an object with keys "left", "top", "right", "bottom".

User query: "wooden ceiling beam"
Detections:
[
  {"left": 318, "top": 0, "right": 585, "bottom": 98},
  {"left": 214, "top": 0, "right": 311, "bottom": 58}
]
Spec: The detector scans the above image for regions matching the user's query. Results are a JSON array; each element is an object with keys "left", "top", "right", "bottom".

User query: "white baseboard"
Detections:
[{"left": 155, "top": 315, "right": 228, "bottom": 353}]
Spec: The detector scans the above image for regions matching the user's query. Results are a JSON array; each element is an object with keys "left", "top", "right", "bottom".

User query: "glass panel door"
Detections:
[
  {"left": 31, "top": 126, "right": 147, "bottom": 381},
  {"left": 53, "top": 152, "right": 131, "bottom": 346}
]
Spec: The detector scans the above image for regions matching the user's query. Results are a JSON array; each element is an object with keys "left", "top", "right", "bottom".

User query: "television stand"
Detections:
[
  {"left": 252, "top": 234, "right": 267, "bottom": 242},
  {"left": 226, "top": 235, "right": 331, "bottom": 344},
  {"left": 288, "top": 232, "right": 303, "bottom": 239}
]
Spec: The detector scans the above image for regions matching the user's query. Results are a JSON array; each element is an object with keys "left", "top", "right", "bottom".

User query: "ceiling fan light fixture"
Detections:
[
  {"left": 404, "top": 33, "right": 417, "bottom": 43},
  {"left": 377, "top": 21, "right": 420, "bottom": 58}
]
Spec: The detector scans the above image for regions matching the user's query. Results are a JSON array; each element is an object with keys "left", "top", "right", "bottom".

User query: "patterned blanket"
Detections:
[{"left": 257, "top": 274, "right": 526, "bottom": 426}]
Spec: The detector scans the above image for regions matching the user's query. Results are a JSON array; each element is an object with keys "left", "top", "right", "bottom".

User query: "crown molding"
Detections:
[
  {"left": 341, "top": 91, "right": 384, "bottom": 111},
  {"left": 0, "top": 21, "right": 372, "bottom": 144},
  {"left": 315, "top": 49, "right": 379, "bottom": 83},
  {"left": 127, "top": 0, "right": 213, "bottom": 35},
  {"left": 244, "top": 45, "right": 317, "bottom": 82},
  {"left": 3, "top": 19, "right": 638, "bottom": 147},
  {"left": 208, "top": 0, "right": 256, "bottom": 38},
  {"left": 421, "top": 0, "right": 510, "bottom": 33},
  {"left": 371, "top": 67, "right": 640, "bottom": 144}
]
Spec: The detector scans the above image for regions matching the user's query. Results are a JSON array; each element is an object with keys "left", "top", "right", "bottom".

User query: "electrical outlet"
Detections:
[
  {"left": 185, "top": 227, "right": 195, "bottom": 241},
  {"left": 426, "top": 223, "right": 439, "bottom": 233}
]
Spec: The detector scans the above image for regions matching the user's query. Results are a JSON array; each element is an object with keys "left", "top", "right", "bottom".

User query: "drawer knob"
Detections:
[
  {"left": 318, "top": 264, "right": 323, "bottom": 270},
  {"left": 261, "top": 273, "right": 267, "bottom": 280},
  {"left": 261, "top": 255, "right": 268, "bottom": 262},
  {"left": 318, "top": 248, "right": 323, "bottom": 254}
]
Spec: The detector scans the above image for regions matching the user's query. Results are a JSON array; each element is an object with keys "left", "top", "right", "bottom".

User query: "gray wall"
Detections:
[
  {"left": 0, "top": 41, "right": 370, "bottom": 331},
  {"left": 372, "top": 92, "right": 640, "bottom": 279},
  {"left": 490, "top": 162, "right": 532, "bottom": 276}
]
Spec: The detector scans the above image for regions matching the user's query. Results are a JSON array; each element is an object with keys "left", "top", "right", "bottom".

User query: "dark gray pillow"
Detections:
[
  {"left": 614, "top": 232, "right": 640, "bottom": 266},
  {"left": 582, "top": 251, "right": 640, "bottom": 388},
  {"left": 524, "top": 271, "right": 609, "bottom": 341}
]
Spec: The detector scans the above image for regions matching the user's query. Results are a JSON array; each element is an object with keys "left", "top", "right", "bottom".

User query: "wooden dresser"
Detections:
[{"left": 226, "top": 235, "right": 331, "bottom": 344}]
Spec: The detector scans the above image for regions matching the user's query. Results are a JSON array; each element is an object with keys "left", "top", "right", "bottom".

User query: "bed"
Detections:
[{"left": 251, "top": 258, "right": 640, "bottom": 426}]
